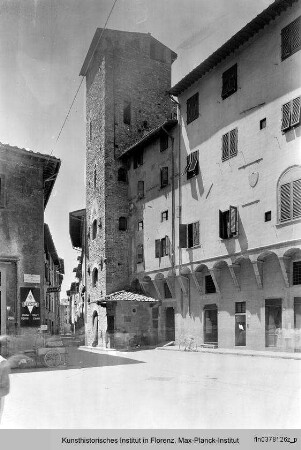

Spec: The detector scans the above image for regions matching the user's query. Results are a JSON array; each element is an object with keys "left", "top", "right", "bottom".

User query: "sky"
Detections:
[{"left": 0, "top": 0, "right": 272, "bottom": 296}]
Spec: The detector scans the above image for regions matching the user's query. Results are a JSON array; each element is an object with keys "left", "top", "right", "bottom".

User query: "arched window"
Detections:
[
  {"left": 118, "top": 167, "right": 127, "bottom": 182},
  {"left": 119, "top": 217, "right": 127, "bottom": 231},
  {"left": 278, "top": 166, "right": 301, "bottom": 222},
  {"left": 92, "top": 268, "right": 98, "bottom": 287},
  {"left": 92, "top": 219, "right": 97, "bottom": 239}
]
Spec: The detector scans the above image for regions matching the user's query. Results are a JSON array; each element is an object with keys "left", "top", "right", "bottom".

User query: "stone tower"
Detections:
[{"left": 80, "top": 29, "right": 176, "bottom": 345}]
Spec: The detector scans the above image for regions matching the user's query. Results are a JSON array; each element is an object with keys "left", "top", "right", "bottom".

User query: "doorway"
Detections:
[
  {"left": 265, "top": 299, "right": 282, "bottom": 347},
  {"left": 204, "top": 305, "right": 218, "bottom": 344},
  {"left": 165, "top": 307, "right": 175, "bottom": 341},
  {"left": 92, "top": 311, "right": 98, "bottom": 347},
  {"left": 235, "top": 302, "right": 246, "bottom": 346},
  {"left": 0, "top": 266, "right": 6, "bottom": 336},
  {"left": 294, "top": 298, "right": 301, "bottom": 352}
]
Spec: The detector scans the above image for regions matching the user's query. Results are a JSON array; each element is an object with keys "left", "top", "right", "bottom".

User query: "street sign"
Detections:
[
  {"left": 24, "top": 274, "right": 40, "bottom": 283},
  {"left": 47, "top": 286, "right": 61, "bottom": 293}
]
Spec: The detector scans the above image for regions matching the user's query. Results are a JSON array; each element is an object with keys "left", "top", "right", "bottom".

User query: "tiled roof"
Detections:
[
  {"left": 170, "top": 0, "right": 299, "bottom": 96},
  {"left": 104, "top": 290, "right": 159, "bottom": 303}
]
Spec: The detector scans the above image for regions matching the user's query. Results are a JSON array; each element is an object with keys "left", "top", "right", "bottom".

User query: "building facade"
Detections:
[{"left": 0, "top": 143, "right": 60, "bottom": 354}]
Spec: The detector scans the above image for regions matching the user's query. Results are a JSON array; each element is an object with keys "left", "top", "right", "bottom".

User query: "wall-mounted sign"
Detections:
[
  {"left": 20, "top": 287, "right": 41, "bottom": 327},
  {"left": 47, "top": 286, "right": 61, "bottom": 293},
  {"left": 40, "top": 325, "right": 48, "bottom": 331},
  {"left": 24, "top": 274, "right": 40, "bottom": 284}
]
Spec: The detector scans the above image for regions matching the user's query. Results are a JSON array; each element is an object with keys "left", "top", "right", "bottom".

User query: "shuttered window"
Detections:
[
  {"left": 183, "top": 150, "right": 199, "bottom": 179},
  {"left": 137, "top": 180, "right": 144, "bottom": 199},
  {"left": 219, "top": 206, "right": 238, "bottom": 239},
  {"left": 160, "top": 167, "right": 169, "bottom": 188},
  {"left": 155, "top": 236, "right": 170, "bottom": 258},
  {"left": 280, "top": 178, "right": 301, "bottom": 222},
  {"left": 222, "top": 128, "right": 238, "bottom": 161},
  {"left": 179, "top": 221, "right": 199, "bottom": 248},
  {"left": 281, "top": 16, "right": 301, "bottom": 61},
  {"left": 187, "top": 93, "right": 199, "bottom": 124},
  {"left": 281, "top": 96, "right": 301, "bottom": 131},
  {"left": 222, "top": 64, "right": 237, "bottom": 99}
]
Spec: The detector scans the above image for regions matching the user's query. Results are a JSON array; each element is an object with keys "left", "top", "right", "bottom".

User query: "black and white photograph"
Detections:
[{"left": 0, "top": 0, "right": 300, "bottom": 447}]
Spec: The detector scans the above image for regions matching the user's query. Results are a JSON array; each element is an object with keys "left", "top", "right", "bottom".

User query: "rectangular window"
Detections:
[
  {"left": 219, "top": 206, "right": 238, "bottom": 239},
  {"left": 160, "top": 133, "right": 169, "bottom": 152},
  {"left": 183, "top": 150, "right": 199, "bottom": 179},
  {"left": 133, "top": 150, "right": 143, "bottom": 169},
  {"left": 280, "top": 178, "right": 301, "bottom": 222},
  {"left": 205, "top": 275, "right": 216, "bottom": 294},
  {"left": 160, "top": 166, "right": 169, "bottom": 188},
  {"left": 281, "top": 96, "right": 301, "bottom": 131},
  {"left": 222, "top": 128, "right": 238, "bottom": 161},
  {"left": 137, "top": 244, "right": 144, "bottom": 264},
  {"left": 123, "top": 100, "right": 131, "bottom": 125},
  {"left": 179, "top": 221, "right": 199, "bottom": 248},
  {"left": 293, "top": 261, "right": 301, "bottom": 285},
  {"left": 137, "top": 180, "right": 144, "bottom": 199},
  {"left": 235, "top": 302, "right": 246, "bottom": 314},
  {"left": 155, "top": 236, "right": 170, "bottom": 258},
  {"left": 0, "top": 175, "right": 5, "bottom": 208},
  {"left": 281, "top": 16, "right": 301, "bottom": 60},
  {"left": 260, "top": 118, "right": 266, "bottom": 130},
  {"left": 187, "top": 93, "right": 199, "bottom": 124},
  {"left": 138, "top": 220, "right": 143, "bottom": 231},
  {"left": 161, "top": 210, "right": 168, "bottom": 222},
  {"left": 265, "top": 211, "right": 271, "bottom": 222},
  {"left": 222, "top": 64, "right": 237, "bottom": 99}
]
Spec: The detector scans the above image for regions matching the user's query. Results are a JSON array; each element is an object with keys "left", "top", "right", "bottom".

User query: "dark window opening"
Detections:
[
  {"left": 222, "top": 128, "right": 238, "bottom": 161},
  {"left": 222, "top": 64, "right": 237, "bottom": 99},
  {"left": 187, "top": 93, "right": 199, "bottom": 124},
  {"left": 219, "top": 206, "right": 238, "bottom": 239},
  {"left": 118, "top": 167, "right": 127, "bottom": 182},
  {"left": 160, "top": 133, "right": 169, "bottom": 152},
  {"left": 160, "top": 166, "right": 169, "bottom": 188},
  {"left": 137, "top": 244, "right": 144, "bottom": 264},
  {"left": 205, "top": 275, "right": 216, "bottom": 294},
  {"left": 137, "top": 180, "right": 144, "bottom": 199},
  {"left": 138, "top": 220, "right": 143, "bottom": 231},
  {"left": 161, "top": 210, "right": 168, "bottom": 222},
  {"left": 123, "top": 100, "right": 131, "bottom": 125},
  {"left": 92, "top": 220, "right": 97, "bottom": 240},
  {"left": 119, "top": 217, "right": 127, "bottom": 231},
  {"left": 293, "top": 261, "right": 301, "bottom": 285},
  {"left": 133, "top": 150, "right": 143, "bottom": 169},
  {"left": 235, "top": 302, "right": 246, "bottom": 314},
  {"left": 260, "top": 118, "right": 266, "bottom": 130},
  {"left": 281, "top": 96, "right": 301, "bottom": 132},
  {"left": 265, "top": 211, "right": 271, "bottom": 222},
  {"left": 164, "top": 281, "right": 172, "bottom": 299},
  {"left": 281, "top": 16, "right": 301, "bottom": 60},
  {"left": 179, "top": 221, "right": 199, "bottom": 248},
  {"left": 92, "top": 268, "right": 98, "bottom": 287}
]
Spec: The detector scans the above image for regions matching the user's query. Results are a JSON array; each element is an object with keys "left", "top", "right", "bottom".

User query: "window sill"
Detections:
[
  {"left": 276, "top": 217, "right": 301, "bottom": 228},
  {"left": 185, "top": 244, "right": 202, "bottom": 250}
]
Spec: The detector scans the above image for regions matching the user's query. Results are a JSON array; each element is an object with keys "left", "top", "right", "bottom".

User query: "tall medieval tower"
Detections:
[{"left": 80, "top": 29, "right": 176, "bottom": 345}]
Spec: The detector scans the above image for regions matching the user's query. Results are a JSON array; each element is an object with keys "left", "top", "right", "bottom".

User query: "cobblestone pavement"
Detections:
[{"left": 1, "top": 347, "right": 300, "bottom": 429}]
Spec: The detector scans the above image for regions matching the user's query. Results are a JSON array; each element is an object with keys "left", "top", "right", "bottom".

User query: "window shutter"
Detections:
[
  {"left": 219, "top": 210, "right": 226, "bottom": 239},
  {"left": 229, "top": 128, "right": 238, "bottom": 158},
  {"left": 291, "top": 96, "right": 301, "bottom": 127},
  {"left": 192, "top": 221, "right": 199, "bottom": 246},
  {"left": 282, "top": 16, "right": 301, "bottom": 60},
  {"left": 222, "top": 133, "right": 229, "bottom": 161},
  {"left": 155, "top": 239, "right": 161, "bottom": 258},
  {"left": 165, "top": 235, "right": 170, "bottom": 255},
  {"left": 280, "top": 182, "right": 291, "bottom": 221},
  {"left": 229, "top": 205, "right": 238, "bottom": 236},
  {"left": 188, "top": 151, "right": 198, "bottom": 172},
  {"left": 293, "top": 178, "right": 301, "bottom": 219},
  {"left": 179, "top": 224, "right": 188, "bottom": 248},
  {"left": 161, "top": 238, "right": 166, "bottom": 257},
  {"left": 281, "top": 102, "right": 291, "bottom": 131}
]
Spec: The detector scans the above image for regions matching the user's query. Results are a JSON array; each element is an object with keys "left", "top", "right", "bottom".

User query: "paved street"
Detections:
[{"left": 1, "top": 348, "right": 301, "bottom": 429}]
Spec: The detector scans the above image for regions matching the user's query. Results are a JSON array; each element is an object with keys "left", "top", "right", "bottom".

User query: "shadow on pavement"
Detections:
[{"left": 10, "top": 347, "right": 145, "bottom": 374}]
